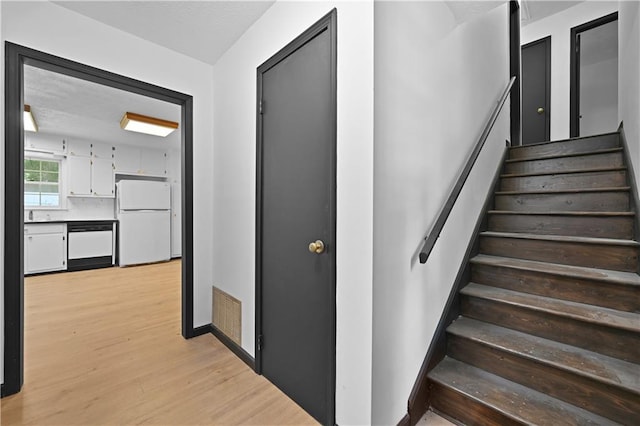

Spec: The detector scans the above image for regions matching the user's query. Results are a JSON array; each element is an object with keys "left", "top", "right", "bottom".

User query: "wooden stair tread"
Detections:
[
  {"left": 509, "top": 132, "right": 620, "bottom": 149},
  {"left": 461, "top": 283, "right": 640, "bottom": 332},
  {"left": 481, "top": 231, "right": 640, "bottom": 247},
  {"left": 449, "top": 317, "right": 640, "bottom": 394},
  {"left": 488, "top": 210, "right": 635, "bottom": 217},
  {"left": 504, "top": 147, "right": 624, "bottom": 164},
  {"left": 501, "top": 166, "right": 627, "bottom": 179},
  {"left": 428, "top": 357, "right": 618, "bottom": 426},
  {"left": 495, "top": 186, "right": 630, "bottom": 196},
  {"left": 470, "top": 254, "right": 640, "bottom": 287}
]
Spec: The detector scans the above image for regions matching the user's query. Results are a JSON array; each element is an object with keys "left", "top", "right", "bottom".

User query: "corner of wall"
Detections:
[{"left": 618, "top": 1, "right": 640, "bottom": 191}]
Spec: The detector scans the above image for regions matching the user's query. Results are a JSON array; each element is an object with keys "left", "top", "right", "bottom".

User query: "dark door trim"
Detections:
[
  {"left": 2, "top": 42, "right": 195, "bottom": 397},
  {"left": 509, "top": 0, "right": 522, "bottom": 146},
  {"left": 255, "top": 9, "right": 337, "bottom": 425},
  {"left": 522, "top": 35, "right": 551, "bottom": 143},
  {"left": 570, "top": 12, "right": 619, "bottom": 138}
]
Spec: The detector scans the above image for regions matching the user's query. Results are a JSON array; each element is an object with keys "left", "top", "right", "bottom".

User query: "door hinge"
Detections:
[
  {"left": 259, "top": 99, "right": 264, "bottom": 115},
  {"left": 258, "top": 334, "right": 263, "bottom": 350}
]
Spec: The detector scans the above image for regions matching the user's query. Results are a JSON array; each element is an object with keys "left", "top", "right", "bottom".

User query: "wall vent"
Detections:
[{"left": 212, "top": 286, "right": 241, "bottom": 345}]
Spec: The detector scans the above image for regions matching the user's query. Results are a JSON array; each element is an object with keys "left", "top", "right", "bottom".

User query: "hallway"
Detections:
[{"left": 1, "top": 260, "right": 315, "bottom": 425}]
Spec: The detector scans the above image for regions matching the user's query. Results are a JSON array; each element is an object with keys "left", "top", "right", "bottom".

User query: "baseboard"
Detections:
[
  {"left": 405, "top": 146, "right": 508, "bottom": 426},
  {"left": 192, "top": 324, "right": 213, "bottom": 338},
  {"left": 210, "top": 324, "right": 256, "bottom": 370},
  {"left": 397, "top": 413, "right": 411, "bottom": 426}
]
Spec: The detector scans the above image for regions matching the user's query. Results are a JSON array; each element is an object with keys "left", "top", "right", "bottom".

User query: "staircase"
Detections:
[{"left": 426, "top": 132, "right": 640, "bottom": 425}]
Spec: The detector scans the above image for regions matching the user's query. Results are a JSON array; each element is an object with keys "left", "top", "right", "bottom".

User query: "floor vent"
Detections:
[{"left": 212, "top": 286, "right": 241, "bottom": 345}]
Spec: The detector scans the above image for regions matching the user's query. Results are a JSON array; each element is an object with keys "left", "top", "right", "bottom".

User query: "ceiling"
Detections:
[
  {"left": 521, "top": 0, "right": 585, "bottom": 26},
  {"left": 24, "top": 1, "right": 277, "bottom": 150},
  {"left": 446, "top": 0, "right": 585, "bottom": 26},
  {"left": 24, "top": 65, "right": 182, "bottom": 150},
  {"left": 28, "top": 0, "right": 590, "bottom": 149},
  {"left": 53, "top": 0, "right": 276, "bottom": 66}
]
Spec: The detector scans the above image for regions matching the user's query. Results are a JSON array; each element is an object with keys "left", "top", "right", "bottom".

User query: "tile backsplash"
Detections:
[{"left": 24, "top": 197, "right": 115, "bottom": 222}]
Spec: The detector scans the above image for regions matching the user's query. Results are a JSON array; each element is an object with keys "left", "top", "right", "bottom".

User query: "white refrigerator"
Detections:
[{"left": 116, "top": 180, "right": 171, "bottom": 267}]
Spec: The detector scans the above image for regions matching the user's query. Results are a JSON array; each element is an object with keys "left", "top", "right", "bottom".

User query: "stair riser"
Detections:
[
  {"left": 448, "top": 336, "right": 640, "bottom": 424},
  {"left": 429, "top": 381, "right": 522, "bottom": 426},
  {"left": 500, "top": 170, "right": 627, "bottom": 192},
  {"left": 480, "top": 236, "right": 638, "bottom": 272},
  {"left": 509, "top": 134, "right": 620, "bottom": 160},
  {"left": 494, "top": 191, "right": 630, "bottom": 212},
  {"left": 504, "top": 152, "right": 624, "bottom": 174},
  {"left": 471, "top": 263, "right": 639, "bottom": 313},
  {"left": 461, "top": 295, "right": 640, "bottom": 363},
  {"left": 487, "top": 214, "right": 633, "bottom": 239}
]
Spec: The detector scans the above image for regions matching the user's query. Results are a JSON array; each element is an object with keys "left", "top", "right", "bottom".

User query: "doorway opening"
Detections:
[
  {"left": 570, "top": 12, "right": 619, "bottom": 138},
  {"left": 2, "top": 42, "right": 195, "bottom": 397}
]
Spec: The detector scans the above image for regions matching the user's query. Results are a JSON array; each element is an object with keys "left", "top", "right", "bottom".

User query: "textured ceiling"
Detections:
[
  {"left": 53, "top": 0, "right": 275, "bottom": 66},
  {"left": 446, "top": 1, "right": 505, "bottom": 25},
  {"left": 521, "top": 0, "right": 585, "bottom": 26},
  {"left": 24, "top": 65, "right": 182, "bottom": 150},
  {"left": 446, "top": 1, "right": 585, "bottom": 27}
]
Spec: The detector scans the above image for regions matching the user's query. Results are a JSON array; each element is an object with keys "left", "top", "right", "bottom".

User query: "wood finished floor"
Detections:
[{"left": 1, "top": 260, "right": 317, "bottom": 425}]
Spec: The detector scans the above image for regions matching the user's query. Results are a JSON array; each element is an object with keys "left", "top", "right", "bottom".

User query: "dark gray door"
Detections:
[
  {"left": 256, "top": 10, "right": 336, "bottom": 426},
  {"left": 522, "top": 36, "right": 551, "bottom": 144}
]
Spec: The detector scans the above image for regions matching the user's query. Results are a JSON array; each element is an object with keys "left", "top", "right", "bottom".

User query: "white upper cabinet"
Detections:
[
  {"left": 67, "top": 155, "right": 92, "bottom": 196},
  {"left": 114, "top": 145, "right": 167, "bottom": 177},
  {"left": 140, "top": 149, "right": 167, "bottom": 176},
  {"left": 67, "top": 139, "right": 92, "bottom": 157},
  {"left": 66, "top": 139, "right": 115, "bottom": 198},
  {"left": 114, "top": 145, "right": 141, "bottom": 173},
  {"left": 25, "top": 134, "right": 66, "bottom": 155},
  {"left": 92, "top": 142, "right": 114, "bottom": 159},
  {"left": 92, "top": 157, "right": 115, "bottom": 197}
]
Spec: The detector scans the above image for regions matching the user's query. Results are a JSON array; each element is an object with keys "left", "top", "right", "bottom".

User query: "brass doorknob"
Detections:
[
  {"left": 537, "top": 107, "right": 545, "bottom": 114},
  {"left": 308, "top": 240, "right": 325, "bottom": 254}
]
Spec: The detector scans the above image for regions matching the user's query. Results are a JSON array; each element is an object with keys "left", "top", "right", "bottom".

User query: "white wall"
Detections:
[
  {"left": 619, "top": 0, "right": 640, "bottom": 188},
  {"left": 580, "top": 56, "right": 619, "bottom": 136},
  {"left": 211, "top": 1, "right": 374, "bottom": 424},
  {"left": 372, "top": 2, "right": 510, "bottom": 424},
  {"left": 1, "top": 0, "right": 215, "bottom": 387},
  {"left": 521, "top": 1, "right": 618, "bottom": 140}
]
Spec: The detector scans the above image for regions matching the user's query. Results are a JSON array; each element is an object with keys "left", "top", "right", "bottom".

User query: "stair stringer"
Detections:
[{"left": 402, "top": 146, "right": 509, "bottom": 426}]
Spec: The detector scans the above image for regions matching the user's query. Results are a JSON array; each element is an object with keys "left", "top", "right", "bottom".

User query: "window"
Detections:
[{"left": 24, "top": 158, "right": 61, "bottom": 207}]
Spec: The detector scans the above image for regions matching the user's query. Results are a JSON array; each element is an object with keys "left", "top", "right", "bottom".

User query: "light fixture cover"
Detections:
[
  {"left": 120, "top": 112, "right": 178, "bottom": 137},
  {"left": 24, "top": 104, "right": 38, "bottom": 132}
]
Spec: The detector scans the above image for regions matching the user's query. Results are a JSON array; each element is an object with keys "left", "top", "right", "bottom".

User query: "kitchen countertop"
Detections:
[{"left": 25, "top": 219, "right": 118, "bottom": 224}]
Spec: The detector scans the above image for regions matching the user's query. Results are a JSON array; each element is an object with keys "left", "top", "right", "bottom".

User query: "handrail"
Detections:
[{"left": 419, "top": 76, "right": 516, "bottom": 264}]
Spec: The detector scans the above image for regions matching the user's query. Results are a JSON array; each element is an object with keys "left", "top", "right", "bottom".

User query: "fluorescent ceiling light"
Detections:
[
  {"left": 120, "top": 112, "right": 178, "bottom": 137},
  {"left": 24, "top": 104, "right": 38, "bottom": 132}
]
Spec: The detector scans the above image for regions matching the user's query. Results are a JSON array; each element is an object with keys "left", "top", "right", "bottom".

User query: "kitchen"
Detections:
[{"left": 23, "top": 65, "right": 182, "bottom": 275}]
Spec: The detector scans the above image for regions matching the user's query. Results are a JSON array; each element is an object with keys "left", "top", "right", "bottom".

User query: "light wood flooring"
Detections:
[{"left": 1, "top": 260, "right": 317, "bottom": 425}]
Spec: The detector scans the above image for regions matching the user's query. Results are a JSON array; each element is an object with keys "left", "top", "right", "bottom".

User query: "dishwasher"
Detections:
[{"left": 67, "top": 221, "right": 116, "bottom": 271}]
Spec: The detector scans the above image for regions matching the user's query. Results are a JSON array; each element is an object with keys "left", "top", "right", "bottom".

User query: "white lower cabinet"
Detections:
[{"left": 24, "top": 224, "right": 67, "bottom": 274}]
